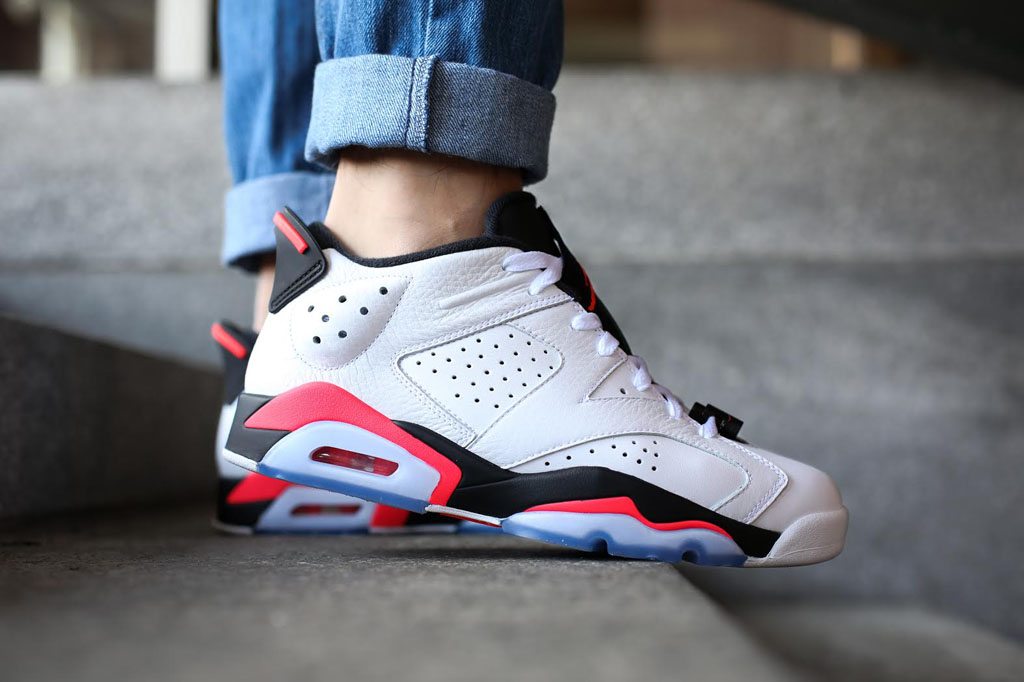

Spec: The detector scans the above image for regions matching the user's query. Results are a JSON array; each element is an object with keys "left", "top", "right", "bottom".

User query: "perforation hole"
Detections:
[
  {"left": 312, "top": 336, "right": 321, "bottom": 344},
  {"left": 308, "top": 305, "right": 315, "bottom": 312},
  {"left": 360, "top": 307, "right": 369, "bottom": 315},
  {"left": 619, "top": 388, "right": 626, "bottom": 395},
  {"left": 338, "top": 296, "right": 346, "bottom": 303},
  {"left": 322, "top": 315, "right": 330, "bottom": 322},
  {"left": 338, "top": 330, "right": 347, "bottom": 338},
  {"left": 379, "top": 287, "right": 388, "bottom": 295}
]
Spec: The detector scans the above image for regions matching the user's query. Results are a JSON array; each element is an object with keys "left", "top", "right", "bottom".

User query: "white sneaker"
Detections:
[{"left": 223, "top": 193, "right": 848, "bottom": 565}]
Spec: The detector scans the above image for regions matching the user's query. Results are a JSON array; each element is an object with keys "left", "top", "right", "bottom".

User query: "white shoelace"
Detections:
[{"left": 502, "top": 251, "right": 686, "bottom": 420}]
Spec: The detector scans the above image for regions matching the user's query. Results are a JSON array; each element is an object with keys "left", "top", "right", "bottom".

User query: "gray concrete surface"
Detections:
[
  {"left": 606, "top": 259, "right": 1024, "bottom": 639},
  {"left": 733, "top": 604, "right": 1024, "bottom": 682},
  {"left": 0, "top": 316, "right": 218, "bottom": 519},
  {"left": 2, "top": 72, "right": 1022, "bottom": 363},
  {"left": 0, "top": 505, "right": 803, "bottom": 682},
  {"left": 1, "top": 71, "right": 1022, "bottom": 641}
]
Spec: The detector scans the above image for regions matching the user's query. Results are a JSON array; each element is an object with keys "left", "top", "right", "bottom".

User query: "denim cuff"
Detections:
[
  {"left": 306, "top": 54, "right": 555, "bottom": 184},
  {"left": 222, "top": 171, "right": 334, "bottom": 272}
]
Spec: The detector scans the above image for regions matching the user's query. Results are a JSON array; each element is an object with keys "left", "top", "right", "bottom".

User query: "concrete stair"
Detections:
[
  {"left": 3, "top": 505, "right": 1022, "bottom": 682},
  {"left": 1, "top": 69, "right": 1022, "bottom": 662},
  {"left": 0, "top": 316, "right": 218, "bottom": 519}
]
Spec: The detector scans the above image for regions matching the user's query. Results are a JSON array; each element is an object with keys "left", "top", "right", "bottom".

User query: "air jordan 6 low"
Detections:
[{"left": 222, "top": 192, "right": 848, "bottom": 565}]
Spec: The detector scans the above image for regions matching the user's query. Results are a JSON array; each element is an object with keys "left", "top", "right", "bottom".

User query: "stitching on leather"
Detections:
[
  {"left": 506, "top": 431, "right": 748, "bottom": 489},
  {"left": 390, "top": 355, "right": 474, "bottom": 445},
  {"left": 394, "top": 306, "right": 566, "bottom": 442},
  {"left": 468, "top": 322, "right": 564, "bottom": 446},
  {"left": 733, "top": 441, "right": 789, "bottom": 524},
  {"left": 271, "top": 258, "right": 325, "bottom": 312},
  {"left": 287, "top": 275, "right": 412, "bottom": 372}
]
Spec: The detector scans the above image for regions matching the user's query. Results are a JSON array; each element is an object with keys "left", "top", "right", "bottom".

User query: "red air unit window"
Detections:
[{"left": 310, "top": 446, "right": 399, "bottom": 476}]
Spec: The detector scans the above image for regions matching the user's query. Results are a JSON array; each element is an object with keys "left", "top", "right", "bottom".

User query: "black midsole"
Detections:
[
  {"left": 396, "top": 421, "right": 780, "bottom": 558},
  {"left": 226, "top": 393, "right": 780, "bottom": 557},
  {"left": 225, "top": 393, "right": 286, "bottom": 462}
]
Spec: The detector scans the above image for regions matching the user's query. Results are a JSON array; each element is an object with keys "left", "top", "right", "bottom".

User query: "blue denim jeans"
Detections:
[{"left": 220, "top": 0, "right": 563, "bottom": 271}]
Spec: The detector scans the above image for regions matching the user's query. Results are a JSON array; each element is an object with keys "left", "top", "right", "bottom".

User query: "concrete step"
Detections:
[
  {"left": 732, "top": 604, "right": 1024, "bottom": 682},
  {"left": 0, "top": 504, "right": 805, "bottom": 682},
  {"left": 610, "top": 258, "right": 1024, "bottom": 640},
  {"left": 2, "top": 72, "right": 1023, "bottom": 365},
  {"left": 0, "top": 316, "right": 218, "bottom": 520}
]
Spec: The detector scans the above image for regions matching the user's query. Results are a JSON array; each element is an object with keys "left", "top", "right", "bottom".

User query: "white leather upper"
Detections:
[{"left": 245, "top": 246, "right": 843, "bottom": 530}]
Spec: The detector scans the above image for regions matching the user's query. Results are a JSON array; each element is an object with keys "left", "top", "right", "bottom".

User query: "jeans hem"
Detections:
[
  {"left": 222, "top": 171, "right": 334, "bottom": 272},
  {"left": 305, "top": 54, "right": 555, "bottom": 184}
]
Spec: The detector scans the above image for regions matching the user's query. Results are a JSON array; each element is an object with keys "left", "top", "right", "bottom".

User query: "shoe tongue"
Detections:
[{"left": 484, "top": 191, "right": 560, "bottom": 256}]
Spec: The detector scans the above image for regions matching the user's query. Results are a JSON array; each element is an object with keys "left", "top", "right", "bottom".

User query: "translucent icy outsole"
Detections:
[{"left": 501, "top": 511, "right": 749, "bottom": 566}]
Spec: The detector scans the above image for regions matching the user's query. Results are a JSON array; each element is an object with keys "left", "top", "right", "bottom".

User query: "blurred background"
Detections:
[{"left": 1, "top": 1, "right": 1022, "bottom": 681}]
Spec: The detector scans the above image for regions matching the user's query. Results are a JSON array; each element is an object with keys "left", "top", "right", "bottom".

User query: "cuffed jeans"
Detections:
[{"left": 219, "top": 0, "right": 564, "bottom": 271}]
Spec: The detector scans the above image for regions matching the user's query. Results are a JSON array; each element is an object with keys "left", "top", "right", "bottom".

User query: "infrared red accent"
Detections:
[
  {"left": 273, "top": 211, "right": 309, "bottom": 254},
  {"left": 370, "top": 505, "right": 411, "bottom": 528},
  {"left": 211, "top": 322, "right": 248, "bottom": 359},
  {"left": 226, "top": 472, "right": 292, "bottom": 504},
  {"left": 580, "top": 266, "right": 597, "bottom": 312},
  {"left": 311, "top": 446, "right": 398, "bottom": 476},
  {"left": 524, "top": 497, "right": 733, "bottom": 538},
  {"left": 290, "top": 503, "right": 362, "bottom": 516},
  {"left": 243, "top": 382, "right": 462, "bottom": 505}
]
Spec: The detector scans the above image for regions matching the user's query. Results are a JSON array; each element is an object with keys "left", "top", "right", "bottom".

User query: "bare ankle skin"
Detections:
[
  {"left": 323, "top": 147, "right": 523, "bottom": 258},
  {"left": 253, "top": 256, "right": 274, "bottom": 331}
]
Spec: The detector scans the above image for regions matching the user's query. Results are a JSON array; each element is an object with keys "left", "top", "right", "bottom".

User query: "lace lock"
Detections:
[{"left": 689, "top": 403, "right": 744, "bottom": 441}]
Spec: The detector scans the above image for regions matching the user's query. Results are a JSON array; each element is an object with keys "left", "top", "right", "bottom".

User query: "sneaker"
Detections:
[
  {"left": 223, "top": 194, "right": 848, "bottom": 564},
  {"left": 211, "top": 321, "right": 463, "bottom": 534}
]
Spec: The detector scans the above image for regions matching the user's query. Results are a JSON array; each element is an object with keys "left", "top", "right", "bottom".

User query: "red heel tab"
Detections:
[
  {"left": 211, "top": 322, "right": 249, "bottom": 359},
  {"left": 273, "top": 210, "right": 309, "bottom": 254},
  {"left": 268, "top": 207, "right": 328, "bottom": 314}
]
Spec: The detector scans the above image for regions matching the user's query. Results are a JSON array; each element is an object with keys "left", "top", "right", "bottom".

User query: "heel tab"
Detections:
[
  {"left": 269, "top": 207, "right": 328, "bottom": 314},
  {"left": 210, "top": 321, "right": 258, "bottom": 404}
]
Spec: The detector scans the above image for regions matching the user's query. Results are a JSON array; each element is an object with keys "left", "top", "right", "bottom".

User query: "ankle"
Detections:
[
  {"left": 253, "top": 256, "right": 274, "bottom": 331},
  {"left": 323, "top": 148, "right": 523, "bottom": 258}
]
